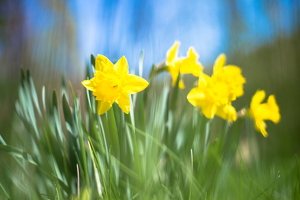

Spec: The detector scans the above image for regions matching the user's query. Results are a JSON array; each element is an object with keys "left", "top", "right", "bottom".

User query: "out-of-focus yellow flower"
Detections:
[
  {"left": 187, "top": 53, "right": 245, "bottom": 121},
  {"left": 247, "top": 90, "right": 280, "bottom": 137},
  {"left": 165, "top": 41, "right": 203, "bottom": 89},
  {"left": 212, "top": 53, "right": 246, "bottom": 101},
  {"left": 187, "top": 73, "right": 237, "bottom": 121},
  {"left": 82, "top": 55, "right": 148, "bottom": 115}
]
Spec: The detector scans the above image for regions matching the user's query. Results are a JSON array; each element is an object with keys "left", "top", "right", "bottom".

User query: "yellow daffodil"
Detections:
[
  {"left": 212, "top": 53, "right": 246, "bottom": 101},
  {"left": 187, "top": 53, "right": 245, "bottom": 121},
  {"left": 82, "top": 55, "right": 149, "bottom": 115},
  {"left": 247, "top": 90, "right": 280, "bottom": 137},
  {"left": 187, "top": 73, "right": 237, "bottom": 121},
  {"left": 165, "top": 41, "right": 203, "bottom": 89}
]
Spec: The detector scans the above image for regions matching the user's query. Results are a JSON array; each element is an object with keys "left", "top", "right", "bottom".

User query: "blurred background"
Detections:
[{"left": 1, "top": 0, "right": 300, "bottom": 160}]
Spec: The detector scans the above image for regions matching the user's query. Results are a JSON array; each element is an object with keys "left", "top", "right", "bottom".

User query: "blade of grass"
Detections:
[
  {"left": 100, "top": 114, "right": 112, "bottom": 161},
  {"left": 107, "top": 106, "right": 120, "bottom": 159},
  {"left": 203, "top": 119, "right": 212, "bottom": 156},
  {"left": 0, "top": 144, "right": 70, "bottom": 194},
  {"left": 87, "top": 136, "right": 108, "bottom": 197},
  {"left": 27, "top": 71, "right": 42, "bottom": 118},
  {"left": 127, "top": 123, "right": 205, "bottom": 197},
  {"left": 69, "top": 81, "right": 90, "bottom": 189},
  {"left": 0, "top": 182, "right": 11, "bottom": 199},
  {"left": 269, "top": 171, "right": 280, "bottom": 199},
  {"left": 109, "top": 146, "right": 112, "bottom": 200},
  {"left": 87, "top": 141, "right": 103, "bottom": 198},
  {"left": 125, "top": 114, "right": 142, "bottom": 178}
]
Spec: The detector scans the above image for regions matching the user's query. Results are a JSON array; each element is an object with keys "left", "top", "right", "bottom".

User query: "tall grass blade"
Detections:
[{"left": 0, "top": 182, "right": 11, "bottom": 199}]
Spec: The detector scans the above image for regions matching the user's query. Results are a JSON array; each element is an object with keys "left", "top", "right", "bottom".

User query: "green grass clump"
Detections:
[{"left": 0, "top": 55, "right": 299, "bottom": 200}]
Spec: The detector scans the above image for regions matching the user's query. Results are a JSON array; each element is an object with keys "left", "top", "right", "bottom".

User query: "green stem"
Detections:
[{"left": 107, "top": 106, "right": 120, "bottom": 159}]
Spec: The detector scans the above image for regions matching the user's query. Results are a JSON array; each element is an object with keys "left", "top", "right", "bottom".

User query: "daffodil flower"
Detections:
[
  {"left": 212, "top": 53, "right": 246, "bottom": 101},
  {"left": 187, "top": 53, "right": 245, "bottom": 121},
  {"left": 165, "top": 41, "right": 203, "bottom": 89},
  {"left": 247, "top": 90, "right": 280, "bottom": 137},
  {"left": 82, "top": 55, "right": 149, "bottom": 115},
  {"left": 187, "top": 73, "right": 237, "bottom": 121}
]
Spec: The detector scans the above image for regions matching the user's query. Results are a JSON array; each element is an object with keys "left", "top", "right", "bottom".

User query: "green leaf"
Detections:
[
  {"left": 127, "top": 124, "right": 205, "bottom": 197},
  {"left": 0, "top": 144, "right": 38, "bottom": 166},
  {"left": 125, "top": 114, "right": 142, "bottom": 178},
  {"left": 223, "top": 118, "right": 245, "bottom": 160},
  {"left": 52, "top": 90, "right": 58, "bottom": 110},
  {"left": 170, "top": 72, "right": 181, "bottom": 112},
  {"left": 62, "top": 93, "right": 74, "bottom": 130},
  {"left": 139, "top": 50, "right": 144, "bottom": 77},
  {"left": 42, "top": 86, "right": 46, "bottom": 112},
  {"left": 87, "top": 136, "right": 108, "bottom": 197},
  {"left": 86, "top": 61, "right": 91, "bottom": 80},
  {"left": 20, "top": 68, "right": 26, "bottom": 87},
  {"left": 26, "top": 69, "right": 31, "bottom": 83},
  {"left": 69, "top": 81, "right": 90, "bottom": 189},
  {"left": 0, "top": 182, "right": 11, "bottom": 199},
  {"left": 0, "top": 144, "right": 70, "bottom": 194},
  {"left": 87, "top": 141, "right": 103, "bottom": 198},
  {"left": 91, "top": 54, "right": 96, "bottom": 67},
  {"left": 27, "top": 71, "right": 42, "bottom": 118},
  {"left": 107, "top": 106, "right": 120, "bottom": 159}
]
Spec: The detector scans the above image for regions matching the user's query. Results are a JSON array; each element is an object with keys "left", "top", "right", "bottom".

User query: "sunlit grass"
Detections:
[{"left": 0, "top": 52, "right": 299, "bottom": 200}]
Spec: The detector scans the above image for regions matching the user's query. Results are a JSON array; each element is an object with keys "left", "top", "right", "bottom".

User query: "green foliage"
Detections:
[{"left": 0, "top": 55, "right": 299, "bottom": 200}]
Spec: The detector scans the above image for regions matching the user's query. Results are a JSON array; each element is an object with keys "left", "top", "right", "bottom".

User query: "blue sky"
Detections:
[
  {"left": 23, "top": 0, "right": 299, "bottom": 76},
  {"left": 71, "top": 0, "right": 228, "bottom": 74}
]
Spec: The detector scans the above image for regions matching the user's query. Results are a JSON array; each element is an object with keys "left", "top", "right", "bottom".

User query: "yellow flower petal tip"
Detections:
[
  {"left": 82, "top": 55, "right": 148, "bottom": 115},
  {"left": 247, "top": 90, "right": 281, "bottom": 137},
  {"left": 165, "top": 41, "right": 203, "bottom": 89},
  {"left": 166, "top": 41, "right": 180, "bottom": 64}
]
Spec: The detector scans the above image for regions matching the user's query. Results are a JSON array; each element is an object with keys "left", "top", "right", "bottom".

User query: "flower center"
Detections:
[{"left": 93, "top": 72, "right": 123, "bottom": 103}]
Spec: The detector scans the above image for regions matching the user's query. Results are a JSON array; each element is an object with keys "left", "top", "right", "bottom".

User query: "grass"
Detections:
[{"left": 0, "top": 54, "right": 299, "bottom": 200}]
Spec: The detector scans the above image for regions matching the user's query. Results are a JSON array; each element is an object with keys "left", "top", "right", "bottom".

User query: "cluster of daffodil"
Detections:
[
  {"left": 164, "top": 41, "right": 280, "bottom": 137},
  {"left": 82, "top": 41, "right": 281, "bottom": 137}
]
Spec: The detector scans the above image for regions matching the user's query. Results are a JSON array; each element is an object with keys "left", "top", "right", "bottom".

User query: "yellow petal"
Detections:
[
  {"left": 95, "top": 55, "right": 114, "bottom": 72},
  {"left": 198, "top": 73, "right": 210, "bottom": 88},
  {"left": 187, "top": 88, "right": 205, "bottom": 107},
  {"left": 224, "top": 65, "right": 242, "bottom": 75},
  {"left": 114, "top": 56, "right": 128, "bottom": 74},
  {"left": 179, "top": 79, "right": 185, "bottom": 89},
  {"left": 216, "top": 104, "right": 237, "bottom": 121},
  {"left": 82, "top": 78, "right": 95, "bottom": 91},
  {"left": 187, "top": 47, "right": 199, "bottom": 59},
  {"left": 124, "top": 74, "right": 149, "bottom": 94},
  {"left": 180, "top": 47, "right": 203, "bottom": 77},
  {"left": 201, "top": 102, "right": 217, "bottom": 119},
  {"left": 97, "top": 100, "right": 112, "bottom": 115},
  {"left": 247, "top": 91, "right": 280, "bottom": 137},
  {"left": 254, "top": 120, "right": 268, "bottom": 137},
  {"left": 213, "top": 53, "right": 226, "bottom": 74},
  {"left": 171, "top": 73, "right": 178, "bottom": 87},
  {"left": 168, "top": 63, "right": 182, "bottom": 88},
  {"left": 251, "top": 90, "right": 266, "bottom": 108},
  {"left": 166, "top": 41, "right": 180, "bottom": 64},
  {"left": 93, "top": 74, "right": 120, "bottom": 102},
  {"left": 116, "top": 92, "right": 130, "bottom": 114},
  {"left": 188, "top": 87, "right": 216, "bottom": 118},
  {"left": 266, "top": 95, "right": 280, "bottom": 123},
  {"left": 256, "top": 95, "right": 280, "bottom": 123}
]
